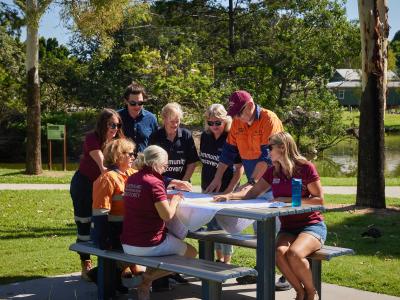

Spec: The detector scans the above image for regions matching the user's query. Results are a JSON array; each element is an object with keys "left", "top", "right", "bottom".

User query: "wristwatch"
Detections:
[{"left": 248, "top": 178, "right": 256, "bottom": 185}]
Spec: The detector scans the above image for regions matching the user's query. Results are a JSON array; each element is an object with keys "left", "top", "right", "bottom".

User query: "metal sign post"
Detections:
[{"left": 46, "top": 124, "right": 67, "bottom": 171}]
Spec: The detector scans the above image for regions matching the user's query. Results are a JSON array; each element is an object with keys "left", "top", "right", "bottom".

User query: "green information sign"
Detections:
[{"left": 47, "top": 124, "right": 65, "bottom": 140}]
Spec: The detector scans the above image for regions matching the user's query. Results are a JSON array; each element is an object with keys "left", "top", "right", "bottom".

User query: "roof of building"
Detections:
[
  {"left": 334, "top": 69, "right": 399, "bottom": 81},
  {"left": 328, "top": 81, "right": 400, "bottom": 88}
]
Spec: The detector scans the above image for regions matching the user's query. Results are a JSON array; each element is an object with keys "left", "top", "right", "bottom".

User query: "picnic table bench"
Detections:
[
  {"left": 188, "top": 230, "right": 355, "bottom": 299},
  {"left": 70, "top": 242, "right": 257, "bottom": 300}
]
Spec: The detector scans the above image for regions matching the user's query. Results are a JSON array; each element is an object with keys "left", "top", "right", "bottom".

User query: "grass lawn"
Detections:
[
  {"left": 0, "top": 190, "right": 399, "bottom": 296},
  {"left": 342, "top": 110, "right": 400, "bottom": 129},
  {"left": 325, "top": 194, "right": 400, "bottom": 207},
  {"left": 1, "top": 166, "right": 399, "bottom": 186}
]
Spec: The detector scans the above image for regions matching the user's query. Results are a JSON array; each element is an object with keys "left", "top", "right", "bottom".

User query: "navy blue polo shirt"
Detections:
[
  {"left": 199, "top": 131, "right": 241, "bottom": 192},
  {"left": 149, "top": 127, "right": 199, "bottom": 180},
  {"left": 118, "top": 108, "right": 158, "bottom": 153}
]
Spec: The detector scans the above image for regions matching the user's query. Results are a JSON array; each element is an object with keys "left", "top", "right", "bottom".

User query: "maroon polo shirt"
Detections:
[
  {"left": 78, "top": 132, "right": 102, "bottom": 182},
  {"left": 263, "top": 162, "right": 324, "bottom": 230},
  {"left": 121, "top": 167, "right": 168, "bottom": 247}
]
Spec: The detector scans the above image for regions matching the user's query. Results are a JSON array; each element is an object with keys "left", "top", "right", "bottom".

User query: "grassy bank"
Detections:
[
  {"left": 342, "top": 110, "right": 400, "bottom": 131},
  {"left": 0, "top": 190, "right": 399, "bottom": 296}
]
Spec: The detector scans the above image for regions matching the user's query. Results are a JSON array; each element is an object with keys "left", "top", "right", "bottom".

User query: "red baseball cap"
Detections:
[{"left": 227, "top": 90, "right": 252, "bottom": 116}]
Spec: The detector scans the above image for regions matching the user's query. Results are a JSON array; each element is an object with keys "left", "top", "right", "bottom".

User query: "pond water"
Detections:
[{"left": 314, "top": 134, "right": 400, "bottom": 177}]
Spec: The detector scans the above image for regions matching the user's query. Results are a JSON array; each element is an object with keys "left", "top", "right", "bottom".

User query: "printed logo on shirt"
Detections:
[
  {"left": 272, "top": 178, "right": 280, "bottom": 184},
  {"left": 166, "top": 158, "right": 186, "bottom": 173},
  {"left": 199, "top": 151, "right": 219, "bottom": 167},
  {"left": 252, "top": 130, "right": 263, "bottom": 137},
  {"left": 124, "top": 183, "right": 142, "bottom": 198}
]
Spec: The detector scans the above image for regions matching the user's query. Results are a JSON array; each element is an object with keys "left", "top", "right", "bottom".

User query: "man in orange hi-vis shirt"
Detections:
[
  {"left": 205, "top": 90, "right": 290, "bottom": 290},
  {"left": 205, "top": 90, "right": 283, "bottom": 193}
]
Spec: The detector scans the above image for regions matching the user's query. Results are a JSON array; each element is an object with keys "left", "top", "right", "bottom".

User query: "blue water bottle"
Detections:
[{"left": 291, "top": 178, "right": 302, "bottom": 207}]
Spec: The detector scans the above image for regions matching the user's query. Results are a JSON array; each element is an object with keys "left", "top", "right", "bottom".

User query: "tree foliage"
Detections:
[
  {"left": 0, "top": 4, "right": 25, "bottom": 128},
  {"left": 0, "top": 0, "right": 364, "bottom": 163},
  {"left": 390, "top": 30, "right": 400, "bottom": 73}
]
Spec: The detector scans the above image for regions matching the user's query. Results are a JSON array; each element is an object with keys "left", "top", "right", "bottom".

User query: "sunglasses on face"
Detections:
[
  {"left": 207, "top": 121, "right": 223, "bottom": 127},
  {"left": 267, "top": 143, "right": 277, "bottom": 151},
  {"left": 126, "top": 152, "right": 135, "bottom": 158},
  {"left": 128, "top": 100, "right": 144, "bottom": 107},
  {"left": 108, "top": 122, "right": 122, "bottom": 130},
  {"left": 237, "top": 105, "right": 247, "bottom": 117}
]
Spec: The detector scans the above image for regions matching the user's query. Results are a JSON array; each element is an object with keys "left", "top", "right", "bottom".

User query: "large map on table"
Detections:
[{"left": 167, "top": 191, "right": 286, "bottom": 237}]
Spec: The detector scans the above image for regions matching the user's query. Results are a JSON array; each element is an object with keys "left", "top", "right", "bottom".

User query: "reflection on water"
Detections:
[{"left": 313, "top": 134, "right": 400, "bottom": 177}]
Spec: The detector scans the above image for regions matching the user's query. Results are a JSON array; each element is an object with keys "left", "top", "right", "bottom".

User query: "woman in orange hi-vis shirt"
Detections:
[{"left": 90, "top": 138, "right": 140, "bottom": 293}]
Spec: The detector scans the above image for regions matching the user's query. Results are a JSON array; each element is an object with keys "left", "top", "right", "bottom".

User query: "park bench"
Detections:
[
  {"left": 69, "top": 242, "right": 257, "bottom": 300},
  {"left": 188, "top": 230, "right": 355, "bottom": 299}
]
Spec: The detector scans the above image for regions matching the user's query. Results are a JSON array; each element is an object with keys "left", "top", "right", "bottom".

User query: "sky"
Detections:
[{"left": 3, "top": 0, "right": 400, "bottom": 45}]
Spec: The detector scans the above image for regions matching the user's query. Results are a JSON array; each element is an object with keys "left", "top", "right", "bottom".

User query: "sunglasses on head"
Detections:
[
  {"left": 207, "top": 121, "right": 223, "bottom": 127},
  {"left": 128, "top": 100, "right": 144, "bottom": 107},
  {"left": 108, "top": 122, "right": 122, "bottom": 130}
]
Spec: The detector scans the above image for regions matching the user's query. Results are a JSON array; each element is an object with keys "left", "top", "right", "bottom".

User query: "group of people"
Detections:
[{"left": 70, "top": 82, "right": 326, "bottom": 300}]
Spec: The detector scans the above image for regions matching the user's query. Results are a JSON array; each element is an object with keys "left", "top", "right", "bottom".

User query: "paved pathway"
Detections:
[
  {"left": 0, "top": 184, "right": 399, "bottom": 197},
  {"left": 1, "top": 273, "right": 399, "bottom": 300}
]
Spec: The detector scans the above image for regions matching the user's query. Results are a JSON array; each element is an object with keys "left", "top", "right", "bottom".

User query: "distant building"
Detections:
[{"left": 328, "top": 69, "right": 400, "bottom": 108}]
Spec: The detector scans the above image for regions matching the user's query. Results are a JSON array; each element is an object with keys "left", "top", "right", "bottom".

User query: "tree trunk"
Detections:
[
  {"left": 356, "top": 0, "right": 388, "bottom": 208},
  {"left": 25, "top": 0, "right": 42, "bottom": 175},
  {"left": 228, "top": 0, "right": 235, "bottom": 57}
]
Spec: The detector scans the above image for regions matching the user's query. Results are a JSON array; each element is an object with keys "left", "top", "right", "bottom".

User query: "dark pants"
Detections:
[{"left": 70, "top": 170, "right": 93, "bottom": 261}]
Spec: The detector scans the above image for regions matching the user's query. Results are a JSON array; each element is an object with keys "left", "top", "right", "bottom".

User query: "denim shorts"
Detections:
[{"left": 278, "top": 221, "right": 327, "bottom": 245}]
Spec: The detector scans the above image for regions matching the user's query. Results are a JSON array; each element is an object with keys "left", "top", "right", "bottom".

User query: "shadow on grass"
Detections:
[
  {"left": 0, "top": 225, "right": 76, "bottom": 240},
  {"left": 0, "top": 170, "right": 26, "bottom": 176},
  {"left": 325, "top": 207, "right": 400, "bottom": 259},
  {"left": 0, "top": 275, "right": 47, "bottom": 285}
]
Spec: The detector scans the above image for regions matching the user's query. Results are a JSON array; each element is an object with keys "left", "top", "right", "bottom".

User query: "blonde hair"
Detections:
[
  {"left": 161, "top": 102, "right": 183, "bottom": 122},
  {"left": 204, "top": 103, "right": 232, "bottom": 132},
  {"left": 103, "top": 138, "right": 136, "bottom": 168},
  {"left": 269, "top": 132, "right": 308, "bottom": 178},
  {"left": 134, "top": 145, "right": 168, "bottom": 174}
]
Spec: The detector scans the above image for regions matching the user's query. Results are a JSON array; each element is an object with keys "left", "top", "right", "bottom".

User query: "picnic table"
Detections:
[{"left": 171, "top": 192, "right": 325, "bottom": 300}]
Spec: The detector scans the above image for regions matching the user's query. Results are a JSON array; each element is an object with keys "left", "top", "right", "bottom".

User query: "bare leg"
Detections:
[
  {"left": 216, "top": 249, "right": 224, "bottom": 261},
  {"left": 276, "top": 234, "right": 305, "bottom": 300},
  {"left": 136, "top": 242, "right": 197, "bottom": 300},
  {"left": 286, "top": 233, "right": 321, "bottom": 300},
  {"left": 137, "top": 268, "right": 172, "bottom": 300},
  {"left": 223, "top": 254, "right": 232, "bottom": 264}
]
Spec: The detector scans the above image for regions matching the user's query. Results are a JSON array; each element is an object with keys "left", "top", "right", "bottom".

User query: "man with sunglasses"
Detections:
[
  {"left": 118, "top": 82, "right": 158, "bottom": 153},
  {"left": 205, "top": 90, "right": 290, "bottom": 290}
]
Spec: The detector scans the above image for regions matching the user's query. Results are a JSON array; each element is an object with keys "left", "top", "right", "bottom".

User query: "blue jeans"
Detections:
[{"left": 206, "top": 218, "right": 233, "bottom": 256}]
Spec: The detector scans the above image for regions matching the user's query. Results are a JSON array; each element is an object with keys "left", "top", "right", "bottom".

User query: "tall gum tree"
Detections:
[
  {"left": 25, "top": 0, "right": 43, "bottom": 174},
  {"left": 356, "top": 0, "right": 389, "bottom": 208},
  {"left": 15, "top": 0, "right": 133, "bottom": 174}
]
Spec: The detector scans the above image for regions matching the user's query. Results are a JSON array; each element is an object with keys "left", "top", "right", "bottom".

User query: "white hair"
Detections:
[
  {"left": 161, "top": 102, "right": 183, "bottom": 121},
  {"left": 134, "top": 145, "right": 168, "bottom": 174}
]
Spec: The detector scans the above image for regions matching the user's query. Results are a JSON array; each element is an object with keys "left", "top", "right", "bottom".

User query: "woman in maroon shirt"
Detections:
[
  {"left": 70, "top": 108, "right": 124, "bottom": 280},
  {"left": 214, "top": 132, "right": 325, "bottom": 300},
  {"left": 121, "top": 145, "right": 197, "bottom": 300}
]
